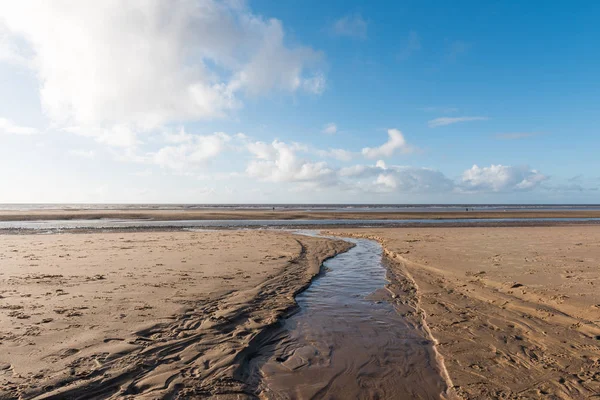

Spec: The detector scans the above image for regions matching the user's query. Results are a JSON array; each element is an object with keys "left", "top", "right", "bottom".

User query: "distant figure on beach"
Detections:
[{"left": 466, "top": 208, "right": 469, "bottom": 212}]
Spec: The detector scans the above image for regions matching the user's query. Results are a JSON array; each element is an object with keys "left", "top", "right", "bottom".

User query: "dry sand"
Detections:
[
  {"left": 0, "top": 230, "right": 351, "bottom": 399},
  {"left": 2, "top": 225, "right": 600, "bottom": 399},
  {"left": 330, "top": 226, "right": 600, "bottom": 399},
  {"left": 1, "top": 209, "right": 600, "bottom": 221}
]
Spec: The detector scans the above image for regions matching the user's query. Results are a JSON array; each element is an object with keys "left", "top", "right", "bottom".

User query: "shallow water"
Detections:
[
  {"left": 1, "top": 217, "right": 600, "bottom": 231},
  {"left": 248, "top": 234, "right": 447, "bottom": 399}
]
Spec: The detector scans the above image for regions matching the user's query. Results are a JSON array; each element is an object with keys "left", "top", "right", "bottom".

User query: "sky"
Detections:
[{"left": 0, "top": 0, "right": 599, "bottom": 204}]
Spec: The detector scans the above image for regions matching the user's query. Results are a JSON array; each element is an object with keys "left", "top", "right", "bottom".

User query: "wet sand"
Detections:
[
  {"left": 330, "top": 226, "right": 600, "bottom": 399},
  {"left": 249, "top": 236, "right": 450, "bottom": 400},
  {"left": 2, "top": 209, "right": 600, "bottom": 221},
  {"left": 0, "top": 230, "right": 351, "bottom": 399},
  {"left": 2, "top": 225, "right": 600, "bottom": 399}
]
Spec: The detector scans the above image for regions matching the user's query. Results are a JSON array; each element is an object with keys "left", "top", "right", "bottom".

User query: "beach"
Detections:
[
  {"left": 0, "top": 230, "right": 351, "bottom": 398},
  {"left": 330, "top": 226, "right": 600, "bottom": 398},
  {"left": 3, "top": 0, "right": 597, "bottom": 397},
  {"left": 1, "top": 220, "right": 599, "bottom": 399}
]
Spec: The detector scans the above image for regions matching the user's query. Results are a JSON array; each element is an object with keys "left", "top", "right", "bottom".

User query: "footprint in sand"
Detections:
[{"left": 7, "top": 311, "right": 30, "bottom": 319}]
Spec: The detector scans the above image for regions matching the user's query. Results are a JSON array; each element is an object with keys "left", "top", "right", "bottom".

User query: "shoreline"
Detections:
[
  {"left": 1, "top": 218, "right": 600, "bottom": 236},
  {"left": 2, "top": 209, "right": 600, "bottom": 222}
]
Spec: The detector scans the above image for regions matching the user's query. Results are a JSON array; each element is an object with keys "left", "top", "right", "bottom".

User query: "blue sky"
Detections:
[{"left": 0, "top": 0, "right": 598, "bottom": 203}]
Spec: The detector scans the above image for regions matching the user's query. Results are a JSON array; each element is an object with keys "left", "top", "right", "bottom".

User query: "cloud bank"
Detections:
[
  {"left": 240, "top": 136, "right": 547, "bottom": 195},
  {"left": 460, "top": 164, "right": 547, "bottom": 192},
  {"left": 0, "top": 0, "right": 325, "bottom": 145}
]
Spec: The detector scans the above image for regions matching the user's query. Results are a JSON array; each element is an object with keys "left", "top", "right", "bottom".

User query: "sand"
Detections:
[
  {"left": 0, "top": 230, "right": 351, "bottom": 399},
  {"left": 3, "top": 225, "right": 600, "bottom": 399},
  {"left": 329, "top": 226, "right": 600, "bottom": 399},
  {"left": 1, "top": 209, "right": 600, "bottom": 222}
]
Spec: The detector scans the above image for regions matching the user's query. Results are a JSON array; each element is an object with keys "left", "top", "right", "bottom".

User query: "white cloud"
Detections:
[
  {"left": 340, "top": 161, "right": 454, "bottom": 193},
  {"left": 153, "top": 131, "right": 231, "bottom": 170},
  {"left": 66, "top": 125, "right": 138, "bottom": 148},
  {"left": 361, "top": 129, "right": 412, "bottom": 158},
  {"left": 0, "top": 117, "right": 38, "bottom": 135},
  {"left": 376, "top": 173, "right": 397, "bottom": 189},
  {"left": 322, "top": 122, "right": 337, "bottom": 135},
  {"left": 131, "top": 169, "right": 153, "bottom": 177},
  {"left": 428, "top": 116, "right": 488, "bottom": 127},
  {"left": 0, "top": 1, "right": 325, "bottom": 145},
  {"left": 339, "top": 161, "right": 549, "bottom": 194},
  {"left": 302, "top": 72, "right": 326, "bottom": 95},
  {"left": 0, "top": 22, "right": 29, "bottom": 66},
  {"left": 68, "top": 149, "right": 95, "bottom": 159},
  {"left": 376, "top": 167, "right": 454, "bottom": 192},
  {"left": 331, "top": 13, "right": 368, "bottom": 39},
  {"left": 317, "top": 148, "right": 353, "bottom": 161},
  {"left": 246, "top": 140, "right": 335, "bottom": 184},
  {"left": 339, "top": 164, "right": 373, "bottom": 178},
  {"left": 460, "top": 164, "right": 547, "bottom": 192}
]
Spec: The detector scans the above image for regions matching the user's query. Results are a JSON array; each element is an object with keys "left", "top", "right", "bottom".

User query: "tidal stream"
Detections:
[{"left": 248, "top": 233, "right": 448, "bottom": 399}]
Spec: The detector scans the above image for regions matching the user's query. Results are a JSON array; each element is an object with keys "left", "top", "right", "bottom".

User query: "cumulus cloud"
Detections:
[
  {"left": 0, "top": 1, "right": 325, "bottom": 145},
  {"left": 361, "top": 129, "right": 412, "bottom": 158},
  {"left": 339, "top": 164, "right": 375, "bottom": 178},
  {"left": 460, "top": 164, "right": 547, "bottom": 192},
  {"left": 152, "top": 131, "right": 231, "bottom": 170},
  {"left": 377, "top": 167, "right": 454, "bottom": 192},
  {"left": 341, "top": 161, "right": 550, "bottom": 195},
  {"left": 244, "top": 142, "right": 456, "bottom": 194},
  {"left": 246, "top": 140, "right": 335, "bottom": 185},
  {"left": 428, "top": 116, "right": 488, "bottom": 127},
  {"left": 0, "top": 117, "right": 38, "bottom": 135},
  {"left": 66, "top": 125, "right": 138, "bottom": 148},
  {"left": 68, "top": 149, "right": 95, "bottom": 159},
  {"left": 322, "top": 122, "right": 337, "bottom": 135},
  {"left": 341, "top": 161, "right": 454, "bottom": 193},
  {"left": 331, "top": 13, "right": 368, "bottom": 39},
  {"left": 317, "top": 148, "right": 353, "bottom": 162},
  {"left": 0, "top": 22, "right": 29, "bottom": 66}
]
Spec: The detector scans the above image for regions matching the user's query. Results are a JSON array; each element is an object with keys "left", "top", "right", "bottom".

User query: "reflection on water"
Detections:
[
  {"left": 250, "top": 235, "right": 447, "bottom": 399},
  {"left": 1, "top": 217, "right": 600, "bottom": 231}
]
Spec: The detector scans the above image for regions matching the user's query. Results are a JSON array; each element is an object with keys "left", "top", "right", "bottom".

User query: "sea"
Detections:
[{"left": 1, "top": 203, "right": 600, "bottom": 212}]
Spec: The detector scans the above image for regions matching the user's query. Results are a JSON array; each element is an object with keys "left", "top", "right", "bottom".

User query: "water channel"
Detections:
[{"left": 247, "top": 233, "right": 448, "bottom": 399}]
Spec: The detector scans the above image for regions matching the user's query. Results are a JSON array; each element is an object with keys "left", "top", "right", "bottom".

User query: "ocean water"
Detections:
[
  {"left": 1, "top": 218, "right": 600, "bottom": 231},
  {"left": 2, "top": 203, "right": 600, "bottom": 212}
]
